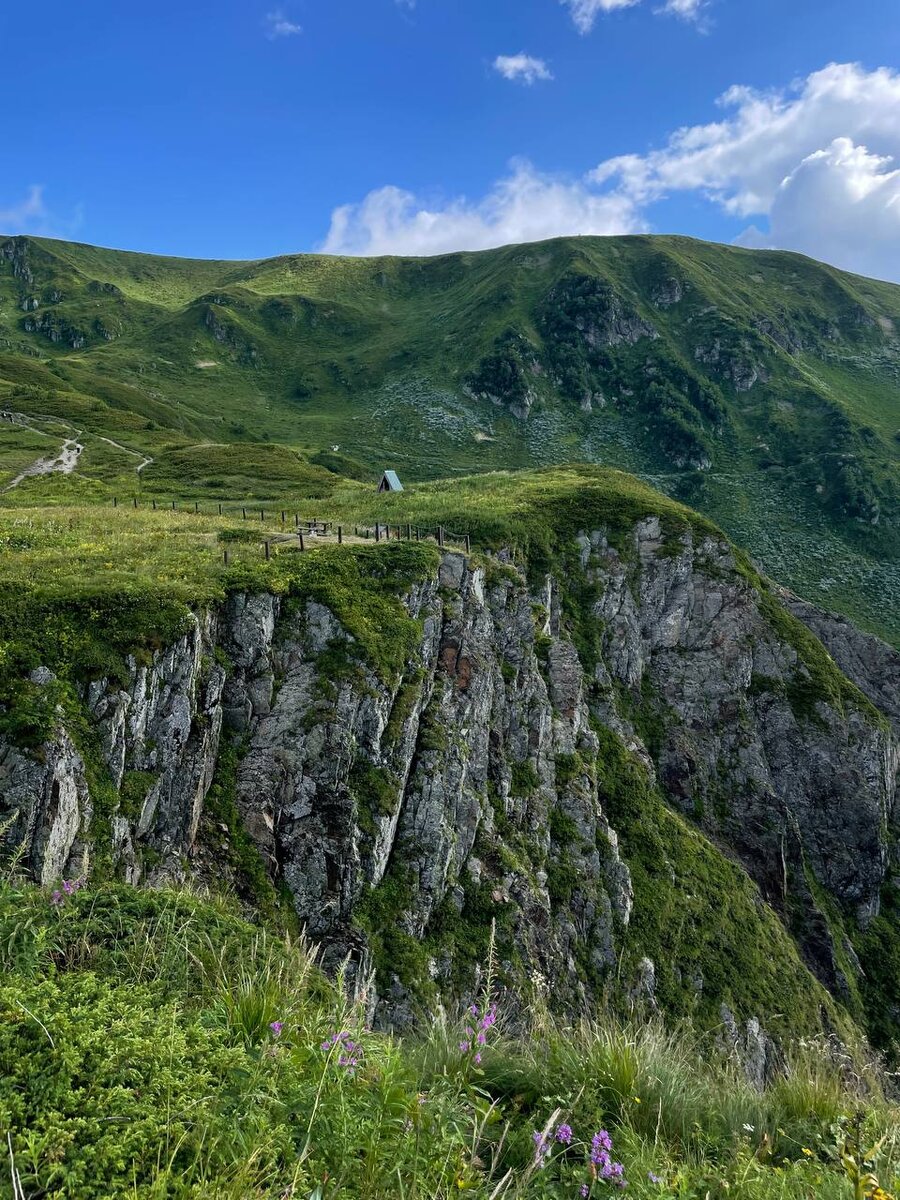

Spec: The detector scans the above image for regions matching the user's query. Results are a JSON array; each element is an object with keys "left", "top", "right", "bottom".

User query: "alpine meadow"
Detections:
[{"left": 2, "top": 1, "right": 900, "bottom": 1195}]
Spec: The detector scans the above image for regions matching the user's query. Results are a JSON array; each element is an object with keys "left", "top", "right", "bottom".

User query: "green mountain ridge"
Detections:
[{"left": 0, "top": 231, "right": 898, "bottom": 643}]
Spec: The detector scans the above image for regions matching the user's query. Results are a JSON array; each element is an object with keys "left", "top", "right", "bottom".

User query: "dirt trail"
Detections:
[
  {"left": 4, "top": 438, "right": 83, "bottom": 491},
  {"left": 97, "top": 435, "right": 154, "bottom": 473},
  {"left": 0, "top": 412, "right": 154, "bottom": 486}
]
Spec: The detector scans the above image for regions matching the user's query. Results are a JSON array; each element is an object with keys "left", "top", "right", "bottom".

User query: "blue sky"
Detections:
[{"left": 3, "top": 0, "right": 900, "bottom": 278}]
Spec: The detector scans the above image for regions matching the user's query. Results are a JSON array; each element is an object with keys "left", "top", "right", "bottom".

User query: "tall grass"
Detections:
[{"left": 1, "top": 880, "right": 897, "bottom": 1199}]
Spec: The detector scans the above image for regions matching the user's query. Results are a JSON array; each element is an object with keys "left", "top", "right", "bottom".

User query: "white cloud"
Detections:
[
  {"left": 735, "top": 138, "right": 900, "bottom": 281},
  {"left": 493, "top": 54, "right": 553, "bottom": 86},
  {"left": 561, "top": 0, "right": 638, "bottom": 34},
  {"left": 0, "top": 186, "right": 47, "bottom": 231},
  {"left": 561, "top": 0, "right": 703, "bottom": 33},
  {"left": 265, "top": 10, "right": 302, "bottom": 38},
  {"left": 0, "top": 186, "right": 81, "bottom": 239},
  {"left": 321, "top": 62, "right": 900, "bottom": 280},
  {"left": 322, "top": 161, "right": 645, "bottom": 257},
  {"left": 659, "top": 0, "right": 705, "bottom": 17},
  {"left": 590, "top": 62, "right": 900, "bottom": 278}
]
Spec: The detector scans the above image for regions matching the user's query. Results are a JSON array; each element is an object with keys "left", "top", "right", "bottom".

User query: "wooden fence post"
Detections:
[
  {"left": 152, "top": 499, "right": 157, "bottom": 511},
  {"left": 133, "top": 497, "right": 138, "bottom": 509},
  {"left": 294, "top": 513, "right": 299, "bottom": 528},
  {"left": 195, "top": 502, "right": 199, "bottom": 514},
  {"left": 260, "top": 509, "right": 264, "bottom": 522},
  {"left": 415, "top": 526, "right": 420, "bottom": 541},
  {"left": 242, "top": 507, "right": 247, "bottom": 520},
  {"left": 223, "top": 549, "right": 230, "bottom": 566},
  {"left": 113, "top": 497, "right": 117, "bottom": 508},
  {"left": 281, "top": 511, "right": 286, "bottom": 524},
  {"left": 265, "top": 541, "right": 270, "bottom": 561},
  {"left": 338, "top": 526, "right": 343, "bottom": 545},
  {"left": 438, "top": 526, "right": 445, "bottom": 548},
  {"left": 465, "top": 534, "right": 471, "bottom": 554},
  {"left": 299, "top": 532, "right": 305, "bottom": 551},
  {"left": 375, "top": 524, "right": 381, "bottom": 543},
  {"left": 172, "top": 501, "right": 176, "bottom": 511},
  {"left": 218, "top": 503, "right": 223, "bottom": 516}
]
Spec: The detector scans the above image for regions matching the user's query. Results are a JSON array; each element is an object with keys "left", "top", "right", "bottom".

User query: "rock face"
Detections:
[
  {"left": 782, "top": 590, "right": 900, "bottom": 735},
  {"left": 1, "top": 524, "right": 897, "bottom": 1041}
]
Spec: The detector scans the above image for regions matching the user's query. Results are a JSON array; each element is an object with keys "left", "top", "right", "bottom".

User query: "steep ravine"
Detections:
[{"left": 2, "top": 521, "right": 898, "bottom": 1055}]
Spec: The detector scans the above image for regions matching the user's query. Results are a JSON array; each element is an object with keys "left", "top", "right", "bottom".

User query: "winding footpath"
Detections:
[{"left": 1, "top": 412, "right": 153, "bottom": 490}]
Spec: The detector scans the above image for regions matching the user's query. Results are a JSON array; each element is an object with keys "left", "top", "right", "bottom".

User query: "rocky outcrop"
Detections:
[
  {"left": 23, "top": 311, "right": 89, "bottom": 350},
  {"left": 0, "top": 524, "right": 897, "bottom": 1039},
  {"left": 694, "top": 337, "right": 768, "bottom": 391},
  {"left": 782, "top": 590, "right": 900, "bottom": 736},
  {"left": 0, "top": 725, "right": 91, "bottom": 885}
]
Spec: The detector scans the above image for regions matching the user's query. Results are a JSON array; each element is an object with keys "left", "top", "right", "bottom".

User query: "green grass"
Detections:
[
  {"left": 1, "top": 879, "right": 898, "bottom": 1199},
  {"left": 1, "top": 230, "right": 898, "bottom": 643}
]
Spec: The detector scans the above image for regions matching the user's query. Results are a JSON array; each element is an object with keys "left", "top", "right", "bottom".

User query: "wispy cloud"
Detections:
[
  {"left": 265, "top": 9, "right": 302, "bottom": 39},
  {"left": 560, "top": 0, "right": 705, "bottom": 33},
  {"left": 493, "top": 54, "right": 553, "bottom": 86},
  {"left": 561, "top": 0, "right": 639, "bottom": 34},
  {"left": 0, "top": 186, "right": 82, "bottom": 239}
]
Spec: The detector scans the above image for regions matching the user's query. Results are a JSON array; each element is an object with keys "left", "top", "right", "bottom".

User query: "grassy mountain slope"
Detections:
[{"left": 0, "top": 232, "right": 897, "bottom": 643}]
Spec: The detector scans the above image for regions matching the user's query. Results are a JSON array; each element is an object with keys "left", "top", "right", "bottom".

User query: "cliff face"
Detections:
[{"left": 2, "top": 521, "right": 898, "bottom": 1045}]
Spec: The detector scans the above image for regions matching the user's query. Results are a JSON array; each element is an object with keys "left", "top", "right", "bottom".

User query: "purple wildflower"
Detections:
[
  {"left": 269, "top": 1021, "right": 283, "bottom": 1037},
  {"left": 459, "top": 1041, "right": 470, "bottom": 1052},
  {"left": 648, "top": 1173, "right": 663, "bottom": 1185},
  {"left": 51, "top": 890, "right": 64, "bottom": 907},
  {"left": 473, "top": 1052, "right": 482, "bottom": 1064},
  {"left": 555, "top": 1123, "right": 573, "bottom": 1144},
  {"left": 532, "top": 1130, "right": 551, "bottom": 1166},
  {"left": 580, "top": 1188, "right": 590, "bottom": 1199}
]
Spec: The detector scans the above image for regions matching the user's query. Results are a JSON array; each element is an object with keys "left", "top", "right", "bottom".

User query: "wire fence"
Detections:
[{"left": 108, "top": 495, "right": 473, "bottom": 563}]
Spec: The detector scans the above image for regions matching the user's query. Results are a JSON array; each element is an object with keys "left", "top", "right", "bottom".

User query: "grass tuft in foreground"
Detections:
[{"left": 1, "top": 880, "right": 897, "bottom": 1199}]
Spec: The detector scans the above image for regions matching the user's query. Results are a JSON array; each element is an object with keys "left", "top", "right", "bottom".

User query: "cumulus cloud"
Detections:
[
  {"left": 561, "top": 0, "right": 703, "bottom": 32},
  {"left": 590, "top": 62, "right": 900, "bottom": 278},
  {"left": 735, "top": 138, "right": 900, "bottom": 280},
  {"left": 321, "top": 62, "right": 900, "bottom": 279},
  {"left": 265, "top": 10, "right": 302, "bottom": 38},
  {"left": 322, "top": 161, "right": 645, "bottom": 257},
  {"left": 493, "top": 54, "right": 553, "bottom": 85}
]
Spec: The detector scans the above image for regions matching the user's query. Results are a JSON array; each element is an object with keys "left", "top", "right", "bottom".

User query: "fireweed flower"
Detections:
[
  {"left": 532, "top": 1130, "right": 551, "bottom": 1166},
  {"left": 321, "top": 1030, "right": 363, "bottom": 1072},
  {"left": 459, "top": 1000, "right": 498, "bottom": 1064}
]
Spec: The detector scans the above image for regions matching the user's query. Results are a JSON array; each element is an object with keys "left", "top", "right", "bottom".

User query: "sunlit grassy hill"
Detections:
[{"left": 0, "top": 231, "right": 898, "bottom": 642}]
